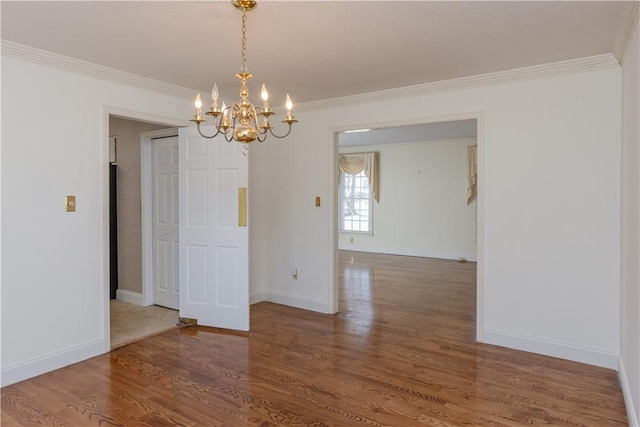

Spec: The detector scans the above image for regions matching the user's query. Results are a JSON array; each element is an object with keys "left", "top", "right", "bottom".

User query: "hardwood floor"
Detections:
[{"left": 2, "top": 251, "right": 628, "bottom": 426}]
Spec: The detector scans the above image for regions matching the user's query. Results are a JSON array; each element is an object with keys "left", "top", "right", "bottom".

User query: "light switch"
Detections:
[
  {"left": 315, "top": 196, "right": 321, "bottom": 207},
  {"left": 66, "top": 195, "right": 76, "bottom": 212}
]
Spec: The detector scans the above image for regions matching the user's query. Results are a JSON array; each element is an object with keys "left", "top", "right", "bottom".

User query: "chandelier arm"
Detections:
[
  {"left": 196, "top": 121, "right": 222, "bottom": 139},
  {"left": 254, "top": 107, "right": 268, "bottom": 133},
  {"left": 267, "top": 123, "right": 294, "bottom": 139},
  {"left": 225, "top": 109, "right": 237, "bottom": 142}
]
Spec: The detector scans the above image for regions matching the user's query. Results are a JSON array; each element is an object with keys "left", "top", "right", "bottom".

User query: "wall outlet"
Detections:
[
  {"left": 349, "top": 237, "right": 354, "bottom": 243},
  {"left": 290, "top": 265, "right": 298, "bottom": 279}
]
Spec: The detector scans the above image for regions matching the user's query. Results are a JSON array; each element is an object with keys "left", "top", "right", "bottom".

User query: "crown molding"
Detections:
[
  {"left": 296, "top": 54, "right": 620, "bottom": 112},
  {"left": 1, "top": 40, "right": 199, "bottom": 100},
  {"left": 614, "top": 1, "right": 639, "bottom": 62},
  {"left": 2, "top": 39, "right": 620, "bottom": 113}
]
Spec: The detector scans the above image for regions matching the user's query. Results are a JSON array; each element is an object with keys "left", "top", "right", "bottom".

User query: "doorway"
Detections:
[
  {"left": 108, "top": 115, "right": 179, "bottom": 348},
  {"left": 330, "top": 114, "right": 485, "bottom": 340}
]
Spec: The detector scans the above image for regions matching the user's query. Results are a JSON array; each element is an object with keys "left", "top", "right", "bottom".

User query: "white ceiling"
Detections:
[
  {"left": 1, "top": 1, "right": 634, "bottom": 107},
  {"left": 1, "top": 1, "right": 634, "bottom": 146},
  {"left": 338, "top": 119, "right": 477, "bottom": 147}
]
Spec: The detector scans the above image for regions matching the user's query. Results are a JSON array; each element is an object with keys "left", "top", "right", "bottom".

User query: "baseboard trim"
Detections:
[
  {"left": 261, "top": 291, "right": 330, "bottom": 314},
  {"left": 250, "top": 291, "right": 266, "bottom": 305},
  {"left": 339, "top": 247, "right": 477, "bottom": 262},
  {"left": 1, "top": 338, "right": 105, "bottom": 387},
  {"left": 619, "top": 355, "right": 639, "bottom": 427},
  {"left": 483, "top": 328, "right": 618, "bottom": 370},
  {"left": 116, "top": 289, "right": 143, "bottom": 306}
]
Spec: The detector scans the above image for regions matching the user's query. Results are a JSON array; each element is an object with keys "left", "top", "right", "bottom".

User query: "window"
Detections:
[{"left": 340, "top": 170, "right": 372, "bottom": 233}]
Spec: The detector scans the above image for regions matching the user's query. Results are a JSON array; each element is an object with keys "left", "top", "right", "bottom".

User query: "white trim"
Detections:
[
  {"left": 262, "top": 291, "right": 330, "bottom": 315},
  {"left": 140, "top": 129, "right": 180, "bottom": 307},
  {"left": 108, "top": 107, "right": 189, "bottom": 129},
  {"left": 141, "top": 135, "right": 153, "bottom": 306},
  {"left": 614, "top": 1, "right": 640, "bottom": 62},
  {"left": 328, "top": 131, "right": 339, "bottom": 315},
  {"left": 2, "top": 40, "right": 618, "bottom": 110},
  {"left": 338, "top": 247, "right": 477, "bottom": 263},
  {"left": 1, "top": 40, "right": 198, "bottom": 100},
  {"left": 102, "top": 107, "right": 111, "bottom": 353},
  {"left": 618, "top": 355, "right": 639, "bottom": 427},
  {"left": 1, "top": 338, "right": 105, "bottom": 387},
  {"left": 116, "top": 289, "right": 144, "bottom": 306},
  {"left": 250, "top": 291, "right": 266, "bottom": 305},
  {"left": 297, "top": 54, "right": 619, "bottom": 112},
  {"left": 484, "top": 328, "right": 619, "bottom": 370},
  {"left": 475, "top": 113, "right": 486, "bottom": 342}
]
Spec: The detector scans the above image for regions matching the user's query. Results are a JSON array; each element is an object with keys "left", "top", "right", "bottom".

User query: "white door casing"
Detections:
[
  {"left": 152, "top": 136, "right": 180, "bottom": 309},
  {"left": 178, "top": 127, "right": 249, "bottom": 331}
]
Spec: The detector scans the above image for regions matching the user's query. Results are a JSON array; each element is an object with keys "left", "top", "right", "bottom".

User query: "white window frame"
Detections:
[{"left": 340, "top": 170, "right": 373, "bottom": 234}]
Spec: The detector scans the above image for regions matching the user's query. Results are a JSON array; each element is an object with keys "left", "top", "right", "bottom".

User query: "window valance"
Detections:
[{"left": 338, "top": 152, "right": 379, "bottom": 202}]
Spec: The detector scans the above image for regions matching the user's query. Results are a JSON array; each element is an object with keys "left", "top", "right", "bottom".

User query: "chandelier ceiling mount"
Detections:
[{"left": 232, "top": 0, "right": 256, "bottom": 11}]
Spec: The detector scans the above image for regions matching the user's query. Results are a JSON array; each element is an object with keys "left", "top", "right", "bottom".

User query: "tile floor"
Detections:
[{"left": 110, "top": 300, "right": 179, "bottom": 349}]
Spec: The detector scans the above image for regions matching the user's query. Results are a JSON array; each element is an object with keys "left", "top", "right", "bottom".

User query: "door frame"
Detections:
[
  {"left": 103, "top": 106, "right": 187, "bottom": 351},
  {"left": 328, "top": 112, "right": 485, "bottom": 341},
  {"left": 141, "top": 128, "right": 180, "bottom": 306}
]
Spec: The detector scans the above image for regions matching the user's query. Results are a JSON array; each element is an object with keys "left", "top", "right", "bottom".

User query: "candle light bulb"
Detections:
[
  {"left": 286, "top": 94, "right": 293, "bottom": 111},
  {"left": 261, "top": 84, "right": 269, "bottom": 102},
  {"left": 195, "top": 93, "right": 202, "bottom": 109},
  {"left": 221, "top": 102, "right": 228, "bottom": 125},
  {"left": 211, "top": 84, "right": 219, "bottom": 101}
]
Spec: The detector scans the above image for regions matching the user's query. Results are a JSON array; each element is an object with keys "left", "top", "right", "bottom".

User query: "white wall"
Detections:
[
  {"left": 0, "top": 49, "right": 624, "bottom": 388},
  {"left": 338, "top": 138, "right": 477, "bottom": 261},
  {"left": 251, "top": 66, "right": 622, "bottom": 369},
  {"left": 620, "top": 11, "right": 640, "bottom": 427},
  {"left": 0, "top": 56, "right": 190, "bottom": 385}
]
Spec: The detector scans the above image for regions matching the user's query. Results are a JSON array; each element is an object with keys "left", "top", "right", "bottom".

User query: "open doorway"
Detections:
[
  {"left": 330, "top": 115, "right": 484, "bottom": 340},
  {"left": 108, "top": 115, "right": 179, "bottom": 348}
]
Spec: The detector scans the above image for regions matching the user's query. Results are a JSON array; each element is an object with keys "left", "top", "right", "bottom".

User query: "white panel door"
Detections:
[
  {"left": 178, "top": 127, "right": 249, "bottom": 331},
  {"left": 152, "top": 136, "right": 180, "bottom": 309}
]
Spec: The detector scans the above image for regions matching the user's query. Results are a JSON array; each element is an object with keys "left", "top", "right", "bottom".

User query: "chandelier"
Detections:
[{"left": 190, "top": 0, "right": 297, "bottom": 155}]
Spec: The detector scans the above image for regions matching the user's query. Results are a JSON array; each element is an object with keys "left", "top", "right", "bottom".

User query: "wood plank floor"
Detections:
[{"left": 2, "top": 251, "right": 628, "bottom": 426}]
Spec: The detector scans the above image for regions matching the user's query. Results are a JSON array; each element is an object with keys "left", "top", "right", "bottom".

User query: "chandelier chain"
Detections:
[{"left": 241, "top": 10, "right": 248, "bottom": 74}]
